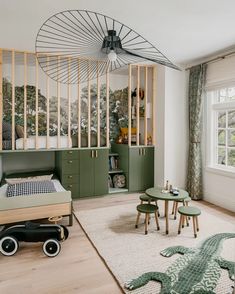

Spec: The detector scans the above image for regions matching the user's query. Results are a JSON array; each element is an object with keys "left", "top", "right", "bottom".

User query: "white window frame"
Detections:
[{"left": 205, "top": 89, "right": 235, "bottom": 177}]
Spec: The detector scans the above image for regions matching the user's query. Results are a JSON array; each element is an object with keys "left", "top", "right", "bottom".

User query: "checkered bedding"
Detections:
[{"left": 6, "top": 180, "right": 56, "bottom": 197}]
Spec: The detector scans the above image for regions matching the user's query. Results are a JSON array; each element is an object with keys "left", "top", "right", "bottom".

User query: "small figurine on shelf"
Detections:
[{"left": 147, "top": 135, "right": 152, "bottom": 145}]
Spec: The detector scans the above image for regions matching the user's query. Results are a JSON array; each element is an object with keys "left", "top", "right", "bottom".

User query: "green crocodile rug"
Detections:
[
  {"left": 125, "top": 233, "right": 235, "bottom": 294},
  {"left": 75, "top": 195, "right": 235, "bottom": 294}
]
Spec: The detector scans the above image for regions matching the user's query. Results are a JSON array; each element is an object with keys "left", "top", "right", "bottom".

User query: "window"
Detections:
[{"left": 207, "top": 86, "right": 235, "bottom": 172}]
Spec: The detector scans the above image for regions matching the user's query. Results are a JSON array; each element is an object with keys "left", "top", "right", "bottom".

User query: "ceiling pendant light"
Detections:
[
  {"left": 36, "top": 10, "right": 179, "bottom": 84},
  {"left": 108, "top": 49, "right": 117, "bottom": 62}
]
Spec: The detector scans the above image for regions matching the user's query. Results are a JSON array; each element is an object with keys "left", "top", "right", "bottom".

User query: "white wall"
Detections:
[
  {"left": 203, "top": 170, "right": 235, "bottom": 211},
  {"left": 155, "top": 66, "right": 188, "bottom": 189}
]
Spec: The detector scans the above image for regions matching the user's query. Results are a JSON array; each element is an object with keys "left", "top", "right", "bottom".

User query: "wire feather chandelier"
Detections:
[{"left": 36, "top": 10, "right": 179, "bottom": 84}]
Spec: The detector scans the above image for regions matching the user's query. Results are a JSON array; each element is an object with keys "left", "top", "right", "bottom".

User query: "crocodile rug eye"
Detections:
[{"left": 125, "top": 233, "right": 235, "bottom": 294}]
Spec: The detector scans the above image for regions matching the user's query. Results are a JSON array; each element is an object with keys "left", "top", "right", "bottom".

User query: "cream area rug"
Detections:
[{"left": 74, "top": 194, "right": 235, "bottom": 294}]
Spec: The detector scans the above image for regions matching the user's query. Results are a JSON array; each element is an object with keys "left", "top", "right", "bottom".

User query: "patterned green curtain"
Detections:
[{"left": 187, "top": 64, "right": 207, "bottom": 200}]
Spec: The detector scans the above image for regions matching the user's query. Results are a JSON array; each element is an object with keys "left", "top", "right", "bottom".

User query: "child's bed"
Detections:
[{"left": 0, "top": 171, "right": 73, "bottom": 226}]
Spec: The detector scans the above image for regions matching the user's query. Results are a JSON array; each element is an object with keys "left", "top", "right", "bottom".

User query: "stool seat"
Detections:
[
  {"left": 175, "top": 196, "right": 191, "bottom": 203},
  {"left": 139, "top": 194, "right": 155, "bottom": 202},
  {"left": 178, "top": 206, "right": 201, "bottom": 216},
  {"left": 137, "top": 204, "right": 157, "bottom": 214},
  {"left": 135, "top": 204, "right": 160, "bottom": 234}
]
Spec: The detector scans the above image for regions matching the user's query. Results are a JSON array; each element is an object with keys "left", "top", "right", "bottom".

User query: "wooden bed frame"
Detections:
[{"left": 0, "top": 191, "right": 73, "bottom": 226}]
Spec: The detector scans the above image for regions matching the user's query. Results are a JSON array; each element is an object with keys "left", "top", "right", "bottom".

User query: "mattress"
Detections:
[
  {"left": 0, "top": 179, "right": 66, "bottom": 198},
  {"left": 16, "top": 136, "right": 72, "bottom": 149}
]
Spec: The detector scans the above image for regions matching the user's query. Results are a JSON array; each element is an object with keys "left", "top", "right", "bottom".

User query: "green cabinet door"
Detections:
[
  {"left": 94, "top": 149, "right": 109, "bottom": 196},
  {"left": 142, "top": 147, "right": 154, "bottom": 190},
  {"left": 79, "top": 150, "right": 95, "bottom": 197},
  {"left": 129, "top": 148, "right": 143, "bottom": 192}
]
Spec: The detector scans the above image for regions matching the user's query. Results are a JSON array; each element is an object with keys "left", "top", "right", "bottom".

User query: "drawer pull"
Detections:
[
  {"left": 68, "top": 185, "right": 73, "bottom": 188},
  {"left": 68, "top": 151, "right": 73, "bottom": 154},
  {"left": 68, "top": 160, "right": 73, "bottom": 164},
  {"left": 68, "top": 175, "right": 73, "bottom": 179}
]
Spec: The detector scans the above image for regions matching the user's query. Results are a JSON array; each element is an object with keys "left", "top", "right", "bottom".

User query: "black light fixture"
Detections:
[{"left": 35, "top": 10, "right": 179, "bottom": 84}]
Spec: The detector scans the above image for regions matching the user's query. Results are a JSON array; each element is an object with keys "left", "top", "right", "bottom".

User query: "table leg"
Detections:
[{"left": 165, "top": 200, "right": 169, "bottom": 234}]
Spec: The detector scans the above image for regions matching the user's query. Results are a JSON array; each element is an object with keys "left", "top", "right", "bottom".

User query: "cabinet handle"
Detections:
[
  {"left": 68, "top": 184, "right": 73, "bottom": 188},
  {"left": 68, "top": 151, "right": 73, "bottom": 154},
  {"left": 68, "top": 175, "right": 73, "bottom": 179},
  {"left": 68, "top": 160, "right": 73, "bottom": 164},
  {"left": 143, "top": 149, "right": 146, "bottom": 155},
  {"left": 95, "top": 150, "right": 98, "bottom": 158}
]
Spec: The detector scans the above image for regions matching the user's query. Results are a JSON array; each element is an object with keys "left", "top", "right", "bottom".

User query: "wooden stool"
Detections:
[
  {"left": 48, "top": 216, "right": 63, "bottom": 224},
  {"left": 178, "top": 206, "right": 201, "bottom": 238},
  {"left": 135, "top": 204, "right": 160, "bottom": 235},
  {"left": 172, "top": 196, "right": 191, "bottom": 222},
  {"left": 139, "top": 194, "right": 160, "bottom": 217}
]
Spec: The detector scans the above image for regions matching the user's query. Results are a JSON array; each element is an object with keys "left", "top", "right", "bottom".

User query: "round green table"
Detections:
[{"left": 145, "top": 187, "right": 188, "bottom": 234}]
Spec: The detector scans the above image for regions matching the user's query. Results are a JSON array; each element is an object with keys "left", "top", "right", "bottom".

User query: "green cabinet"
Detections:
[
  {"left": 55, "top": 150, "right": 80, "bottom": 199},
  {"left": 129, "top": 147, "right": 154, "bottom": 192},
  {"left": 79, "top": 149, "right": 109, "bottom": 197},
  {"left": 94, "top": 149, "right": 109, "bottom": 196},
  {"left": 111, "top": 144, "right": 154, "bottom": 192},
  {"left": 56, "top": 149, "right": 109, "bottom": 198}
]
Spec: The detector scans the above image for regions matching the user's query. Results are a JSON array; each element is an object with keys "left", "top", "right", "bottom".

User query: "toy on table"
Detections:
[{"left": 0, "top": 221, "right": 69, "bottom": 257}]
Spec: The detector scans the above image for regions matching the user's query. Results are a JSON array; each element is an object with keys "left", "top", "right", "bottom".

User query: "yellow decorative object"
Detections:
[{"left": 121, "top": 127, "right": 136, "bottom": 136}]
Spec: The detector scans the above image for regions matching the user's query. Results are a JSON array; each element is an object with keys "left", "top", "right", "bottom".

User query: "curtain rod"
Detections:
[{"left": 185, "top": 50, "right": 235, "bottom": 71}]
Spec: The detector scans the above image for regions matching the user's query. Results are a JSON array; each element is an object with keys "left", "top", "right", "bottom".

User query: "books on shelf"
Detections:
[{"left": 109, "top": 156, "right": 118, "bottom": 171}]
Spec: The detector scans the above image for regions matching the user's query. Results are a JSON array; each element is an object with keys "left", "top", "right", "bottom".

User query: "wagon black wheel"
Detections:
[
  {"left": 0, "top": 236, "right": 19, "bottom": 256},
  {"left": 43, "top": 239, "right": 61, "bottom": 257}
]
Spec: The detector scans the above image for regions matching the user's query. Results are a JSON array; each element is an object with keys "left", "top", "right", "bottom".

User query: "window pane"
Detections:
[
  {"left": 218, "top": 111, "right": 226, "bottom": 128},
  {"left": 228, "top": 87, "right": 235, "bottom": 101},
  {"left": 218, "top": 147, "right": 226, "bottom": 165},
  {"left": 228, "top": 110, "right": 235, "bottom": 128},
  {"left": 219, "top": 89, "right": 226, "bottom": 102},
  {"left": 228, "top": 129, "right": 235, "bottom": 147},
  {"left": 228, "top": 149, "right": 235, "bottom": 167},
  {"left": 218, "top": 129, "right": 226, "bottom": 146}
]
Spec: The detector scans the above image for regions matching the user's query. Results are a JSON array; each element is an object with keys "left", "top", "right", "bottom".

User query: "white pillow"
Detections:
[{"left": 5, "top": 174, "right": 53, "bottom": 185}]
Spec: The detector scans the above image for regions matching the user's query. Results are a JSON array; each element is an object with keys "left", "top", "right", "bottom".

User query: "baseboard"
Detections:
[{"left": 203, "top": 192, "right": 235, "bottom": 213}]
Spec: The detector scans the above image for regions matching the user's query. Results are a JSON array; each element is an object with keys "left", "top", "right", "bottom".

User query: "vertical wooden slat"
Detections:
[
  {"left": 136, "top": 65, "right": 140, "bottom": 146},
  {"left": 57, "top": 56, "right": 61, "bottom": 148},
  {"left": 77, "top": 59, "right": 81, "bottom": 148},
  {"left": 128, "top": 64, "right": 132, "bottom": 146},
  {"left": 11, "top": 50, "right": 15, "bottom": 150},
  {"left": 35, "top": 55, "right": 39, "bottom": 149},
  {"left": 97, "top": 61, "right": 100, "bottom": 148},
  {"left": 106, "top": 65, "right": 109, "bottom": 147},
  {"left": 87, "top": 60, "right": 91, "bottom": 148},
  {"left": 67, "top": 57, "right": 71, "bottom": 148},
  {"left": 152, "top": 66, "right": 156, "bottom": 145},
  {"left": 144, "top": 66, "right": 148, "bottom": 146},
  {"left": 0, "top": 49, "right": 2, "bottom": 151},
  {"left": 23, "top": 52, "right": 27, "bottom": 150},
  {"left": 46, "top": 56, "right": 50, "bottom": 149}
]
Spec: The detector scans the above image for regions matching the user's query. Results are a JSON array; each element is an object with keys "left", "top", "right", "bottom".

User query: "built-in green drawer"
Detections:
[
  {"left": 63, "top": 183, "right": 79, "bottom": 199},
  {"left": 61, "top": 150, "right": 79, "bottom": 160},
  {"left": 61, "top": 159, "right": 79, "bottom": 174},
  {"left": 62, "top": 174, "right": 79, "bottom": 184}
]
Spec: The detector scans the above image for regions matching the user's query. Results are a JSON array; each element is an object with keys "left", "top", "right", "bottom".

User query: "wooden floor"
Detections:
[{"left": 0, "top": 193, "right": 234, "bottom": 294}]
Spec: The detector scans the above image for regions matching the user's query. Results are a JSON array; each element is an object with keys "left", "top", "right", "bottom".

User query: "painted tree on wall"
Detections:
[{"left": 2, "top": 78, "right": 128, "bottom": 143}]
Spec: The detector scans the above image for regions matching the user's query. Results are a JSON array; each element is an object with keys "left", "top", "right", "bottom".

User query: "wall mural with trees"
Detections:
[{"left": 2, "top": 78, "right": 128, "bottom": 147}]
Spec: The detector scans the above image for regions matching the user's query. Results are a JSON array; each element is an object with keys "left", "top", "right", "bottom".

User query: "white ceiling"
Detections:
[{"left": 1, "top": 0, "right": 235, "bottom": 68}]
